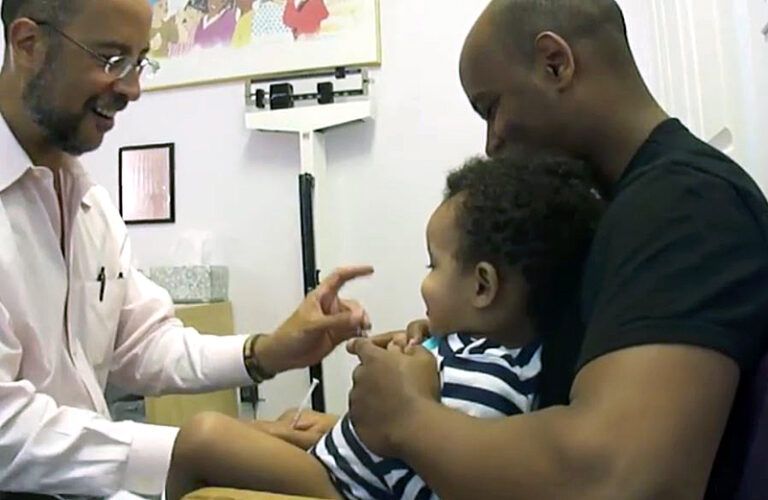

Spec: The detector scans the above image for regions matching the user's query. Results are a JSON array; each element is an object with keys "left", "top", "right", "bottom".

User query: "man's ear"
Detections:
[
  {"left": 473, "top": 262, "right": 499, "bottom": 309},
  {"left": 7, "top": 18, "right": 48, "bottom": 72},
  {"left": 534, "top": 31, "right": 576, "bottom": 92}
]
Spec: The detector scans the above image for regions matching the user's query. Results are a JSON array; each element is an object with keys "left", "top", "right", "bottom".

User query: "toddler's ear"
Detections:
[{"left": 473, "top": 262, "right": 499, "bottom": 309}]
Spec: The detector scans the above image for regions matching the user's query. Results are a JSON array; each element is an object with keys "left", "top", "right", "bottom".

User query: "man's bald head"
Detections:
[
  {"left": 483, "top": 0, "right": 633, "bottom": 66},
  {"left": 2, "top": 0, "right": 85, "bottom": 43},
  {"left": 460, "top": 0, "right": 660, "bottom": 164}
]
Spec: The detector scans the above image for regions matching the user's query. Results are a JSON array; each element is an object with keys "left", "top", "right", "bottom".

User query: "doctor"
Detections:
[{"left": 0, "top": 0, "right": 371, "bottom": 496}]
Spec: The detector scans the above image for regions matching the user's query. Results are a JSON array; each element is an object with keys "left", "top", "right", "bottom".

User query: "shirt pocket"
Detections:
[{"left": 76, "top": 273, "right": 127, "bottom": 369}]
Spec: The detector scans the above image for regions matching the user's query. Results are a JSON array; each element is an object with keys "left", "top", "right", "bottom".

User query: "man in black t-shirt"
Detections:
[{"left": 343, "top": 1, "right": 768, "bottom": 499}]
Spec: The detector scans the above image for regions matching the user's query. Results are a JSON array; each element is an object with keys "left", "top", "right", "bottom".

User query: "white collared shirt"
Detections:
[{"left": 0, "top": 113, "right": 253, "bottom": 496}]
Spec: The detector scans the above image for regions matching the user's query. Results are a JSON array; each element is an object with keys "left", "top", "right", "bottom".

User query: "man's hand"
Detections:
[
  {"left": 277, "top": 407, "right": 340, "bottom": 433},
  {"left": 260, "top": 408, "right": 341, "bottom": 450},
  {"left": 346, "top": 338, "right": 440, "bottom": 456},
  {"left": 256, "top": 266, "right": 373, "bottom": 374}
]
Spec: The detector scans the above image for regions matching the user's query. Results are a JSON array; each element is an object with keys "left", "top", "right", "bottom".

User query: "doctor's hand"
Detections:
[
  {"left": 346, "top": 338, "right": 440, "bottom": 457},
  {"left": 277, "top": 407, "right": 340, "bottom": 434},
  {"left": 255, "top": 266, "right": 374, "bottom": 375},
  {"left": 262, "top": 408, "right": 341, "bottom": 450}
]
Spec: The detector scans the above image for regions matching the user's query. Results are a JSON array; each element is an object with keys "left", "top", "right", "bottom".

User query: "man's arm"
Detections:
[
  {"left": 107, "top": 267, "right": 252, "bottom": 396},
  {"left": 0, "top": 302, "right": 178, "bottom": 496},
  {"left": 109, "top": 259, "right": 374, "bottom": 396},
  {"left": 349, "top": 341, "right": 738, "bottom": 500}
]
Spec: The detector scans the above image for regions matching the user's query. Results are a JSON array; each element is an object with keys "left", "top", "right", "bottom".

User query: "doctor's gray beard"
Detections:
[{"left": 22, "top": 48, "right": 94, "bottom": 157}]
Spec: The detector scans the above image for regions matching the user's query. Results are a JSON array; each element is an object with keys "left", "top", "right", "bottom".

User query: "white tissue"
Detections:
[
  {"left": 170, "top": 230, "right": 216, "bottom": 265},
  {"left": 150, "top": 231, "right": 228, "bottom": 303}
]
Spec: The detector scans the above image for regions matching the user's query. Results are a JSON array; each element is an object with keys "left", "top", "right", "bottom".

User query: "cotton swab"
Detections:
[{"left": 291, "top": 378, "right": 320, "bottom": 429}]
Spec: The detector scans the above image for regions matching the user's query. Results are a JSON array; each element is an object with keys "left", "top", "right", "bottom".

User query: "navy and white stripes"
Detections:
[{"left": 310, "top": 333, "right": 542, "bottom": 500}]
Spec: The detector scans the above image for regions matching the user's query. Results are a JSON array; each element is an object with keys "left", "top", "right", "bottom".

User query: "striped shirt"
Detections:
[{"left": 311, "top": 333, "right": 542, "bottom": 500}]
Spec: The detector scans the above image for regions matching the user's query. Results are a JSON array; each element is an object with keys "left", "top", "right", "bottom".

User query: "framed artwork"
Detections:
[
  {"left": 119, "top": 143, "right": 176, "bottom": 224},
  {"left": 143, "top": 0, "right": 381, "bottom": 91}
]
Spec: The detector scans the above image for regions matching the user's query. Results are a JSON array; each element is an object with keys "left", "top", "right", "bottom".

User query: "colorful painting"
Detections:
[{"left": 143, "top": 0, "right": 380, "bottom": 90}]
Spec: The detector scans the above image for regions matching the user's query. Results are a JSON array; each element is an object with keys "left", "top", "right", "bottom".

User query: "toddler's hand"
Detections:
[
  {"left": 370, "top": 318, "right": 430, "bottom": 350},
  {"left": 387, "top": 337, "right": 420, "bottom": 354}
]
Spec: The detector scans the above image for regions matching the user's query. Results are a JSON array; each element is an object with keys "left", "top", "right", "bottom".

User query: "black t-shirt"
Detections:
[{"left": 579, "top": 118, "right": 768, "bottom": 372}]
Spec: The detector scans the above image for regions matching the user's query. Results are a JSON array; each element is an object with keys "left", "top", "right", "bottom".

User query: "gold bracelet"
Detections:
[{"left": 243, "top": 334, "right": 276, "bottom": 384}]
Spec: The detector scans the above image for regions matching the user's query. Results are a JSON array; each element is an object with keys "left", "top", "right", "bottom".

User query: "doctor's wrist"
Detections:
[{"left": 243, "top": 333, "right": 278, "bottom": 383}]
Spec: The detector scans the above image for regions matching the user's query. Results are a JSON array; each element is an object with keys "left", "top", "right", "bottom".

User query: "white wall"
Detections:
[
  {"left": 617, "top": 0, "right": 768, "bottom": 186},
  {"left": 85, "top": 85, "right": 314, "bottom": 418},
  {"left": 733, "top": 0, "right": 768, "bottom": 185}
]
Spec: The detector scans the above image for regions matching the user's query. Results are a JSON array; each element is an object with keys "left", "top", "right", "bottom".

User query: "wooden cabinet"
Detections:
[{"left": 145, "top": 301, "right": 240, "bottom": 427}]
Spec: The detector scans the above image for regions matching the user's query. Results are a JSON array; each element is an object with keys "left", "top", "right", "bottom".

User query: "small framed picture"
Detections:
[{"left": 119, "top": 143, "right": 175, "bottom": 224}]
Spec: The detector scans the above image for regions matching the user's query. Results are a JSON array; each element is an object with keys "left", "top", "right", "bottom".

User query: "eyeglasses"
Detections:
[{"left": 32, "top": 19, "right": 160, "bottom": 80}]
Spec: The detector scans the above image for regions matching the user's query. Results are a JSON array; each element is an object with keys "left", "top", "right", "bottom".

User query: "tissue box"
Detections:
[{"left": 149, "top": 266, "right": 229, "bottom": 304}]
